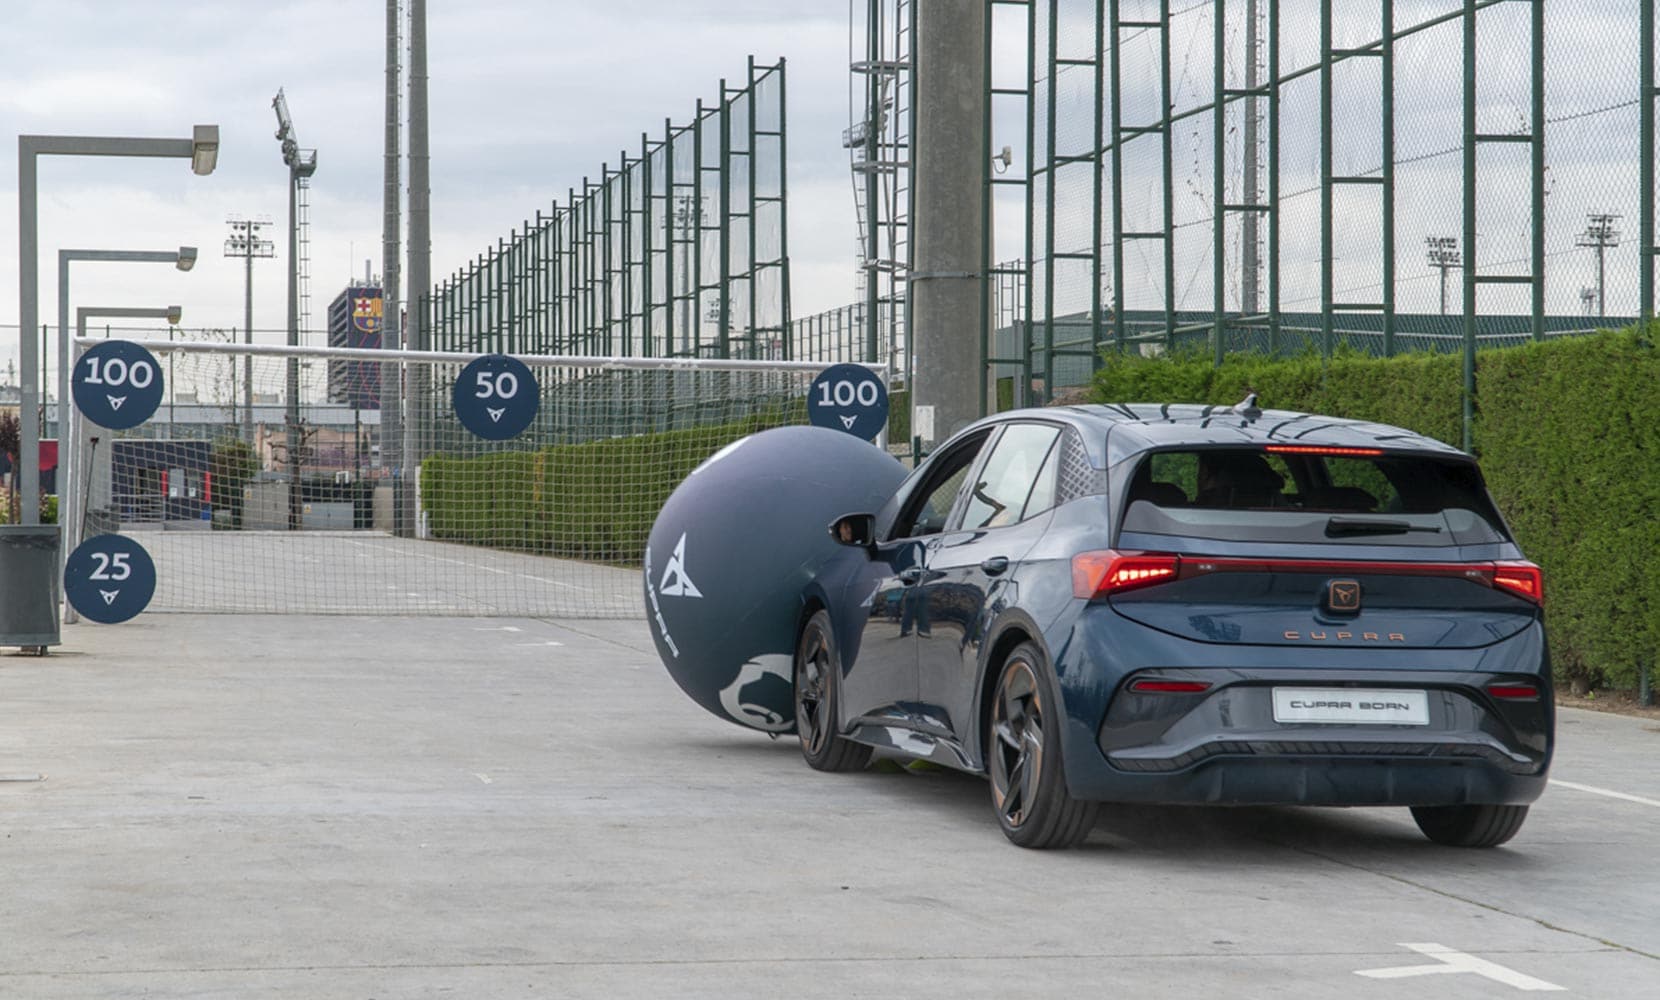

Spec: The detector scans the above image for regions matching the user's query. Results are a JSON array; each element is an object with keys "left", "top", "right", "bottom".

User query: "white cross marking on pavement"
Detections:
[{"left": 1356, "top": 943, "right": 1564, "bottom": 991}]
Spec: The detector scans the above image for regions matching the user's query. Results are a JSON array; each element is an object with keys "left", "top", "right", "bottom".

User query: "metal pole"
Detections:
[
  {"left": 1213, "top": 0, "right": 1226, "bottom": 367},
  {"left": 718, "top": 80, "right": 732, "bottom": 359},
  {"left": 406, "top": 0, "right": 431, "bottom": 535},
  {"left": 1319, "top": 0, "right": 1333, "bottom": 360},
  {"left": 56, "top": 254, "right": 70, "bottom": 524},
  {"left": 1041, "top": 0, "right": 1057, "bottom": 398},
  {"left": 1382, "top": 0, "right": 1397, "bottom": 357},
  {"left": 1462, "top": 0, "right": 1477, "bottom": 453},
  {"left": 1268, "top": 0, "right": 1281, "bottom": 354},
  {"left": 779, "top": 61, "right": 794, "bottom": 362},
  {"left": 1531, "top": 0, "right": 1544, "bottom": 341},
  {"left": 865, "top": 0, "right": 881, "bottom": 365},
  {"left": 1242, "top": 0, "right": 1260, "bottom": 317},
  {"left": 912, "top": 0, "right": 987, "bottom": 440},
  {"left": 18, "top": 142, "right": 40, "bottom": 524},
  {"left": 384, "top": 0, "right": 404, "bottom": 532},
  {"left": 1644, "top": 0, "right": 1655, "bottom": 327},
  {"left": 243, "top": 247, "right": 254, "bottom": 444},
  {"left": 1160, "top": 0, "right": 1176, "bottom": 350}
]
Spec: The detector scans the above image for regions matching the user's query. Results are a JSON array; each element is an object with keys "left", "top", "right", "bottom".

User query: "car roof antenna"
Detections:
[{"left": 1231, "top": 392, "right": 1261, "bottom": 420}]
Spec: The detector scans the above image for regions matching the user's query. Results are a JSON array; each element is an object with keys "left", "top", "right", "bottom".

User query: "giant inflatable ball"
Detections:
[{"left": 644, "top": 425, "right": 907, "bottom": 734}]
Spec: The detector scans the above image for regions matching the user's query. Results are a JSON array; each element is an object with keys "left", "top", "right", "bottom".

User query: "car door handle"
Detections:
[
  {"left": 980, "top": 556, "right": 1010, "bottom": 576},
  {"left": 898, "top": 567, "right": 926, "bottom": 585}
]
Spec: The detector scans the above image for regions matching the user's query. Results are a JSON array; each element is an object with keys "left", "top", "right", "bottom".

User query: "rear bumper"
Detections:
[
  {"left": 1051, "top": 615, "right": 1553, "bottom": 807},
  {"left": 1066, "top": 751, "right": 1549, "bottom": 807}
]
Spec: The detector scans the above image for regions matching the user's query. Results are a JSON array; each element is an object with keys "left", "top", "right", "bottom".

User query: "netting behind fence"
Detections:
[
  {"left": 65, "top": 340, "right": 847, "bottom": 618},
  {"left": 995, "top": 0, "right": 1658, "bottom": 396}
]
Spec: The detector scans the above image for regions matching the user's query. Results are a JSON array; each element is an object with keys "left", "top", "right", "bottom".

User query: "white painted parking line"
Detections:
[
  {"left": 1356, "top": 943, "right": 1564, "bottom": 991},
  {"left": 1551, "top": 779, "right": 1660, "bottom": 809}
]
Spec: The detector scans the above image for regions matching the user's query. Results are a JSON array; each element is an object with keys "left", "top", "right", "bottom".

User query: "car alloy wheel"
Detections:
[
  {"left": 988, "top": 642, "right": 1098, "bottom": 848},
  {"left": 794, "top": 610, "right": 872, "bottom": 772}
]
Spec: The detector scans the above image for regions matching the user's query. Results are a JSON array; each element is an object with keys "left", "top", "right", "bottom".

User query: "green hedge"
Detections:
[
  {"left": 422, "top": 410, "right": 797, "bottom": 566},
  {"left": 1088, "top": 331, "right": 1659, "bottom": 692}
]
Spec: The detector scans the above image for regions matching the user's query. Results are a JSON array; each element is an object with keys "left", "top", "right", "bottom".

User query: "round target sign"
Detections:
[
  {"left": 453, "top": 354, "right": 539, "bottom": 440},
  {"left": 64, "top": 533, "right": 157, "bottom": 624},
  {"left": 72, "top": 341, "right": 164, "bottom": 430},
  {"left": 807, "top": 363, "right": 889, "bottom": 441}
]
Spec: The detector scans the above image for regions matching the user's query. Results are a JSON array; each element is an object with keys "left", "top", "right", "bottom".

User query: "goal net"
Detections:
[{"left": 63, "top": 338, "right": 885, "bottom": 618}]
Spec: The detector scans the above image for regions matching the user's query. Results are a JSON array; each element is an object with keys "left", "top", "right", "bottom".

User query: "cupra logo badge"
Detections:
[{"left": 1328, "top": 579, "right": 1361, "bottom": 612}]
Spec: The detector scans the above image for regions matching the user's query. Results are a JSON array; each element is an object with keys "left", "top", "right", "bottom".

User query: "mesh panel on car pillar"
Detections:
[{"left": 1056, "top": 428, "right": 1105, "bottom": 502}]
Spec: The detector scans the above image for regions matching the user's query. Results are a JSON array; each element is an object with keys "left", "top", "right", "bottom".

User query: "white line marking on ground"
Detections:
[
  {"left": 1551, "top": 779, "right": 1660, "bottom": 809},
  {"left": 473, "top": 626, "right": 524, "bottom": 632},
  {"left": 474, "top": 773, "right": 493, "bottom": 785},
  {"left": 1356, "top": 943, "right": 1564, "bottom": 991}
]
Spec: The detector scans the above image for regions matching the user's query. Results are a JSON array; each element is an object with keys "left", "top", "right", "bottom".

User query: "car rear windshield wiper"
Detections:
[{"left": 1325, "top": 516, "right": 1443, "bottom": 537}]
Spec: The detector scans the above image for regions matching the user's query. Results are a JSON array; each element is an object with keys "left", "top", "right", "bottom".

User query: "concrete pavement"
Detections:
[{"left": 2, "top": 615, "right": 1657, "bottom": 998}]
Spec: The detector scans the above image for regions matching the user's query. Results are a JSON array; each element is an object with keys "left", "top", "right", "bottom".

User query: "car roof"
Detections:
[{"left": 970, "top": 402, "right": 1467, "bottom": 470}]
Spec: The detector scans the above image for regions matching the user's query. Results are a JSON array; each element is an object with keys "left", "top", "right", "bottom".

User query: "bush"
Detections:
[
  {"left": 1087, "top": 330, "right": 1660, "bottom": 693},
  {"left": 421, "top": 410, "right": 799, "bottom": 566}
]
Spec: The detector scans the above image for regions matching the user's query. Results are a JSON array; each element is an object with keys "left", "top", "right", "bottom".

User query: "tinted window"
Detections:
[
  {"left": 961, "top": 424, "right": 1061, "bottom": 529},
  {"left": 1122, "top": 448, "right": 1509, "bottom": 546},
  {"left": 893, "top": 432, "right": 991, "bottom": 538},
  {"left": 1021, "top": 436, "right": 1063, "bottom": 521}
]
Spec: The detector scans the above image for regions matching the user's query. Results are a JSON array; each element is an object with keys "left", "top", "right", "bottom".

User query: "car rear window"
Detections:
[{"left": 1120, "top": 448, "right": 1510, "bottom": 547}]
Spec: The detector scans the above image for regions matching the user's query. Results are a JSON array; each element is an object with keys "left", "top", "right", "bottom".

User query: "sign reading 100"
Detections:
[
  {"left": 806, "top": 363, "right": 889, "bottom": 442},
  {"left": 72, "top": 341, "right": 165, "bottom": 430}
]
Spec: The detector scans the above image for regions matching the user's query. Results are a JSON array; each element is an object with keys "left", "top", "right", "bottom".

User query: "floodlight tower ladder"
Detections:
[
  {"left": 298, "top": 171, "right": 313, "bottom": 347},
  {"left": 847, "top": 0, "right": 913, "bottom": 376}
]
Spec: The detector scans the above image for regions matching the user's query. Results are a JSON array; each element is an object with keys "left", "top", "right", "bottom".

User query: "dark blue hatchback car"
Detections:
[{"left": 792, "top": 400, "right": 1551, "bottom": 849}]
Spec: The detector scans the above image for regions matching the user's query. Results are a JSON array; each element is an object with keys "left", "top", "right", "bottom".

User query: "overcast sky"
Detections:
[
  {"left": 0, "top": 0, "right": 861, "bottom": 383},
  {"left": 3, "top": 3, "right": 1643, "bottom": 386}
]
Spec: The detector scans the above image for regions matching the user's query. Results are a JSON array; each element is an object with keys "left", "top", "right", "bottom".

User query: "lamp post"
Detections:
[
  {"left": 56, "top": 248, "right": 196, "bottom": 525},
  {"left": 17, "top": 126, "right": 218, "bottom": 529},
  {"left": 62, "top": 305, "right": 182, "bottom": 625}
]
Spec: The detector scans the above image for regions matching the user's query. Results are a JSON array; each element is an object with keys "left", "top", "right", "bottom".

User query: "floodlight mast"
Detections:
[{"left": 272, "top": 88, "right": 317, "bottom": 531}]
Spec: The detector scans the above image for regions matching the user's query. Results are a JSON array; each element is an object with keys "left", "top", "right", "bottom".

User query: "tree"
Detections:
[{"left": 210, "top": 436, "right": 257, "bottom": 528}]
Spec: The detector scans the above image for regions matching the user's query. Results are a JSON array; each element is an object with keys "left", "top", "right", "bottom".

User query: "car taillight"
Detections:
[
  {"left": 1072, "top": 550, "right": 1180, "bottom": 599},
  {"left": 1128, "top": 679, "right": 1213, "bottom": 694},
  {"left": 1492, "top": 561, "right": 1544, "bottom": 604},
  {"left": 1487, "top": 683, "right": 1541, "bottom": 701},
  {"left": 1263, "top": 444, "right": 1383, "bottom": 457}
]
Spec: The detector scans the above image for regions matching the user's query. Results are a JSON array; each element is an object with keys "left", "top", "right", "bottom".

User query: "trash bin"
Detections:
[{"left": 0, "top": 524, "right": 62, "bottom": 652}]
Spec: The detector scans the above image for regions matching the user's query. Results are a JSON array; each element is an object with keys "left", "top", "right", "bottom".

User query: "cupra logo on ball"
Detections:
[{"left": 658, "top": 533, "right": 702, "bottom": 598}]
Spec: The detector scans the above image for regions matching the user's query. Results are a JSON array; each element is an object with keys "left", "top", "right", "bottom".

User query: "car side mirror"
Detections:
[{"left": 828, "top": 512, "right": 877, "bottom": 548}]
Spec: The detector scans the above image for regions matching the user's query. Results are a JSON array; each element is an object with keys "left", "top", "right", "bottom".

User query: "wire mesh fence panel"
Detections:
[
  {"left": 64, "top": 340, "right": 863, "bottom": 619},
  {"left": 425, "top": 60, "right": 787, "bottom": 363},
  {"left": 994, "top": 0, "right": 1660, "bottom": 396}
]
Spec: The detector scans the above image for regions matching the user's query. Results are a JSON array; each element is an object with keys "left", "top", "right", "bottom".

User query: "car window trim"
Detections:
[
  {"left": 888, "top": 427, "right": 995, "bottom": 542},
  {"left": 947, "top": 419, "right": 1068, "bottom": 535}
]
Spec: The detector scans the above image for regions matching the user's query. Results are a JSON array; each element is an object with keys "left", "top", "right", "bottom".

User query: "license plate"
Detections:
[{"left": 1272, "top": 687, "right": 1429, "bottom": 726}]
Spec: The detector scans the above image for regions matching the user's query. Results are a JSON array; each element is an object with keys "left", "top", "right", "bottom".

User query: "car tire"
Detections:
[
  {"left": 987, "top": 642, "right": 1099, "bottom": 849},
  {"left": 794, "top": 609, "right": 872, "bottom": 773},
  {"left": 1410, "top": 803, "right": 1530, "bottom": 848}
]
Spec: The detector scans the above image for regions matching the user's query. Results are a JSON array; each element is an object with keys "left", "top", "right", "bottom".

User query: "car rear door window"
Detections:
[
  {"left": 961, "top": 423, "right": 1061, "bottom": 530},
  {"left": 1122, "top": 447, "right": 1510, "bottom": 547}
]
